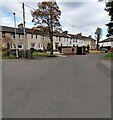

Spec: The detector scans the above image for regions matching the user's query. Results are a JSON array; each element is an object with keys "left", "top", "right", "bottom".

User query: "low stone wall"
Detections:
[
  {"left": 61, "top": 47, "right": 77, "bottom": 55},
  {"left": 111, "top": 47, "right": 113, "bottom": 52},
  {"left": 19, "top": 50, "right": 32, "bottom": 59}
]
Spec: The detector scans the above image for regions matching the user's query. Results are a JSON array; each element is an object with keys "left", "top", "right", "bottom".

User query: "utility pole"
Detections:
[
  {"left": 13, "top": 12, "right": 19, "bottom": 58},
  {"left": 22, "top": 2, "right": 27, "bottom": 58}
]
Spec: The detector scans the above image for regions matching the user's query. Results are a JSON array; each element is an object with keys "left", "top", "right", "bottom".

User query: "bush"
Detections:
[
  {"left": 2, "top": 50, "right": 17, "bottom": 59},
  {"left": 5, "top": 55, "right": 16, "bottom": 59},
  {"left": 2, "top": 51, "right": 8, "bottom": 57}
]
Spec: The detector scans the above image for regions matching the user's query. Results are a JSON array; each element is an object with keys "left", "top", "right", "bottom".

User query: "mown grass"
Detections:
[
  {"left": 103, "top": 52, "right": 113, "bottom": 60},
  {"left": 32, "top": 52, "right": 48, "bottom": 57},
  {"left": 89, "top": 50, "right": 104, "bottom": 54},
  {"left": 32, "top": 52, "right": 57, "bottom": 57}
]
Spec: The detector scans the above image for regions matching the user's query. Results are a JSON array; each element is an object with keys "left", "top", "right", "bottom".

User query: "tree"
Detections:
[
  {"left": 95, "top": 27, "right": 102, "bottom": 50},
  {"left": 105, "top": 1, "right": 113, "bottom": 37},
  {"left": 2, "top": 36, "right": 12, "bottom": 50},
  {"left": 98, "top": 0, "right": 113, "bottom": 37},
  {"left": 31, "top": 1, "right": 62, "bottom": 55}
]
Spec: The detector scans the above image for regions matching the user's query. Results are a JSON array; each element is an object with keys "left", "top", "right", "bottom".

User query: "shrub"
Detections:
[{"left": 2, "top": 50, "right": 17, "bottom": 59}]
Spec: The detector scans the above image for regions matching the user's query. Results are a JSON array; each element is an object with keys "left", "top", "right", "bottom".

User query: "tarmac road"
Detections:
[{"left": 2, "top": 54, "right": 111, "bottom": 118}]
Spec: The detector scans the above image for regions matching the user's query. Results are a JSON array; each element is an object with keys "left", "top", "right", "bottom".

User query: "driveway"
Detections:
[{"left": 2, "top": 54, "right": 111, "bottom": 118}]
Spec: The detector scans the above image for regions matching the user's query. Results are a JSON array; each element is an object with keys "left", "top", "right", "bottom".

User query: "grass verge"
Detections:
[
  {"left": 102, "top": 52, "right": 113, "bottom": 60},
  {"left": 89, "top": 50, "right": 104, "bottom": 54},
  {"left": 32, "top": 52, "right": 57, "bottom": 57}
]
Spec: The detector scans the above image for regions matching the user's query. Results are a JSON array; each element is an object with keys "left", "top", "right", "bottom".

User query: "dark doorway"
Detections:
[{"left": 77, "top": 47, "right": 82, "bottom": 55}]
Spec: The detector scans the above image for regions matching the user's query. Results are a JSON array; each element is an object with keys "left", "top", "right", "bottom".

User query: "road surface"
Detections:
[{"left": 2, "top": 54, "right": 111, "bottom": 118}]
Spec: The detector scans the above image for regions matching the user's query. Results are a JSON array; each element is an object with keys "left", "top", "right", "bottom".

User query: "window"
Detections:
[
  {"left": 19, "top": 34, "right": 22, "bottom": 39},
  {"left": 73, "top": 39, "right": 75, "bottom": 42},
  {"left": 31, "top": 34, "right": 33, "bottom": 39},
  {"left": 76, "top": 39, "right": 77, "bottom": 43},
  {"left": 36, "top": 34, "right": 37, "bottom": 39},
  {"left": 38, "top": 43, "right": 40, "bottom": 48},
  {"left": 12, "top": 33, "right": 15, "bottom": 38},
  {"left": 2, "top": 32, "right": 5, "bottom": 38},
  {"left": 18, "top": 44, "right": 22, "bottom": 48},
  {"left": 31, "top": 43, "right": 35, "bottom": 48},
  {"left": 59, "top": 37, "right": 61, "bottom": 41},
  {"left": 41, "top": 44, "right": 43, "bottom": 48},
  {"left": 13, "top": 44, "right": 16, "bottom": 48},
  {"left": 10, "top": 44, "right": 12, "bottom": 49}
]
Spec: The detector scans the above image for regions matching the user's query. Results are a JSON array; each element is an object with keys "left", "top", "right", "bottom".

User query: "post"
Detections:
[
  {"left": 22, "top": 2, "right": 27, "bottom": 58},
  {"left": 13, "top": 13, "right": 19, "bottom": 58}
]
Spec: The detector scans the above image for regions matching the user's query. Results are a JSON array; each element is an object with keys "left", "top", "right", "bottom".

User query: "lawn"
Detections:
[
  {"left": 32, "top": 52, "right": 57, "bottom": 57},
  {"left": 89, "top": 50, "right": 105, "bottom": 54},
  {"left": 32, "top": 52, "right": 48, "bottom": 57},
  {"left": 103, "top": 52, "right": 113, "bottom": 60}
]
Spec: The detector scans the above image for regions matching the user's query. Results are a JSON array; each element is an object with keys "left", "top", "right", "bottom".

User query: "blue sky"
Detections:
[{"left": 0, "top": 0, "right": 110, "bottom": 40}]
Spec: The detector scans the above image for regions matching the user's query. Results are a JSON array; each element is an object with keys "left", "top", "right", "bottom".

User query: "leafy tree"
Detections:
[
  {"left": 2, "top": 36, "right": 12, "bottom": 50},
  {"left": 31, "top": 1, "right": 62, "bottom": 55},
  {"left": 105, "top": 1, "right": 113, "bottom": 37},
  {"left": 98, "top": 0, "right": 113, "bottom": 37},
  {"left": 95, "top": 27, "right": 102, "bottom": 50}
]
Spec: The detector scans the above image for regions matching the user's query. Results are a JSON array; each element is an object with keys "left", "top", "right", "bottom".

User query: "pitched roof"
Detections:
[
  {"left": 68, "top": 34, "right": 96, "bottom": 41},
  {"left": 0, "top": 26, "right": 23, "bottom": 34},
  {"left": 0, "top": 26, "right": 45, "bottom": 35},
  {"left": 54, "top": 32, "right": 71, "bottom": 38},
  {"left": 81, "top": 36, "right": 96, "bottom": 41},
  {"left": 0, "top": 26, "right": 96, "bottom": 41},
  {"left": 99, "top": 37, "right": 113, "bottom": 43},
  {"left": 68, "top": 34, "right": 84, "bottom": 39},
  {"left": 25, "top": 28, "right": 46, "bottom": 36}
]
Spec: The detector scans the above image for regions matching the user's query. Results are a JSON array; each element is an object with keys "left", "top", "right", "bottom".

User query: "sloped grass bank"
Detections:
[{"left": 103, "top": 52, "right": 113, "bottom": 60}]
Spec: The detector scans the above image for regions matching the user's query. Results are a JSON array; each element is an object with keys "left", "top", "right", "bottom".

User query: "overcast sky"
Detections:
[{"left": 0, "top": 0, "right": 110, "bottom": 40}]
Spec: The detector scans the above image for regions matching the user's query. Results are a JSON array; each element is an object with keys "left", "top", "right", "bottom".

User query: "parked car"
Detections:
[{"left": 100, "top": 48, "right": 108, "bottom": 53}]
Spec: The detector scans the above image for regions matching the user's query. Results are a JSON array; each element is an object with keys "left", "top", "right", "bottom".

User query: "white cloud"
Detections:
[
  {"left": 1, "top": 14, "right": 13, "bottom": 27},
  {"left": 58, "top": 2, "right": 109, "bottom": 39},
  {"left": 0, "top": 0, "right": 110, "bottom": 40}
]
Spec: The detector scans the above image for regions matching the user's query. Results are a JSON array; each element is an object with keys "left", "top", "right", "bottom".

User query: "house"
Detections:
[
  {"left": 0, "top": 24, "right": 49, "bottom": 51},
  {"left": 0, "top": 25, "right": 24, "bottom": 50},
  {"left": 99, "top": 37, "right": 113, "bottom": 50},
  {"left": 0, "top": 24, "right": 96, "bottom": 52},
  {"left": 68, "top": 33, "right": 85, "bottom": 47},
  {"left": 83, "top": 36, "right": 96, "bottom": 49}
]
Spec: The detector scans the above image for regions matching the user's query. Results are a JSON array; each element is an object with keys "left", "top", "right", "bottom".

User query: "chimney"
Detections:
[
  {"left": 88, "top": 35, "right": 92, "bottom": 38},
  {"left": 18, "top": 23, "right": 23, "bottom": 30},
  {"left": 76, "top": 33, "right": 82, "bottom": 36},
  {"left": 63, "top": 31, "right": 68, "bottom": 34}
]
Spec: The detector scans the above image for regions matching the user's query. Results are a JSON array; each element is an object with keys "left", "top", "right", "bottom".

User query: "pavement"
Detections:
[
  {"left": 100, "top": 59, "right": 112, "bottom": 71},
  {"left": 2, "top": 53, "right": 111, "bottom": 118}
]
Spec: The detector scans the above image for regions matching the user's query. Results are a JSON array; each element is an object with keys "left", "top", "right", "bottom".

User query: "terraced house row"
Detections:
[{"left": 0, "top": 23, "right": 96, "bottom": 51}]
